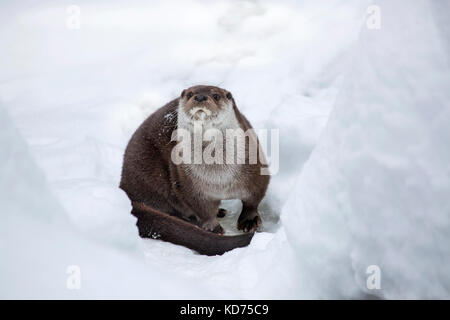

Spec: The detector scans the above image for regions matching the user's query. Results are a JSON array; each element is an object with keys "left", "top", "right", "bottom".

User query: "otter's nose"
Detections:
[{"left": 194, "top": 95, "right": 207, "bottom": 102}]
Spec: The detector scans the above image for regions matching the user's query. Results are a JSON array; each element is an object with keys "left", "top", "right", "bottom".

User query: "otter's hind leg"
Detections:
[{"left": 237, "top": 205, "right": 262, "bottom": 233}]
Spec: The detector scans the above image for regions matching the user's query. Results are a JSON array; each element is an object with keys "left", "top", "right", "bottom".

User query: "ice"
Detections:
[{"left": 1, "top": 0, "right": 449, "bottom": 299}]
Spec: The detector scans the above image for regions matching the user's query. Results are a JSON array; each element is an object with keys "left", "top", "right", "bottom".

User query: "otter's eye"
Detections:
[
  {"left": 213, "top": 94, "right": 220, "bottom": 101},
  {"left": 186, "top": 92, "right": 193, "bottom": 99}
]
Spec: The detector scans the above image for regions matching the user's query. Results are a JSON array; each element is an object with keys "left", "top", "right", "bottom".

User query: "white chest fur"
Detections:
[
  {"left": 177, "top": 101, "right": 247, "bottom": 200},
  {"left": 186, "top": 163, "right": 243, "bottom": 200}
]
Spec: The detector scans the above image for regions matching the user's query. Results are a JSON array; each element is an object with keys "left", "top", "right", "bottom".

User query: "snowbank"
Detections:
[
  {"left": 282, "top": 0, "right": 450, "bottom": 299},
  {"left": 0, "top": 104, "right": 212, "bottom": 299}
]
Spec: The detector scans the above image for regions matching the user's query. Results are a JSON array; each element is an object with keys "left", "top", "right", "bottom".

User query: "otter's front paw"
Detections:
[
  {"left": 237, "top": 214, "right": 262, "bottom": 233},
  {"left": 201, "top": 219, "right": 224, "bottom": 235}
]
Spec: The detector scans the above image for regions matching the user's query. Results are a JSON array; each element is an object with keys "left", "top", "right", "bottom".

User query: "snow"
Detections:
[
  {"left": 282, "top": 0, "right": 450, "bottom": 299},
  {"left": 0, "top": 104, "right": 211, "bottom": 299},
  {"left": 1, "top": 0, "right": 449, "bottom": 299}
]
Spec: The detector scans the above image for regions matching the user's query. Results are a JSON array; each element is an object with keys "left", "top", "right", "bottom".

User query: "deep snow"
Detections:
[
  {"left": 1, "top": 0, "right": 449, "bottom": 299},
  {"left": 282, "top": 0, "right": 450, "bottom": 299}
]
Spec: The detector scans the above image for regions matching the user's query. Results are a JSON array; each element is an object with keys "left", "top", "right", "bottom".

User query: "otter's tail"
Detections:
[{"left": 131, "top": 202, "right": 254, "bottom": 256}]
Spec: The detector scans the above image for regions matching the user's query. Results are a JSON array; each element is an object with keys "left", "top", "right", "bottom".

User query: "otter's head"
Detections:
[{"left": 179, "top": 85, "right": 234, "bottom": 123}]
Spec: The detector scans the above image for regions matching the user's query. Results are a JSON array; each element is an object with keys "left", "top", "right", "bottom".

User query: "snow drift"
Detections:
[
  {"left": 0, "top": 104, "right": 212, "bottom": 299},
  {"left": 282, "top": 0, "right": 450, "bottom": 299}
]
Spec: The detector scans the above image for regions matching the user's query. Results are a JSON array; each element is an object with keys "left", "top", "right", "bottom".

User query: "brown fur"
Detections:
[{"left": 120, "top": 85, "right": 269, "bottom": 255}]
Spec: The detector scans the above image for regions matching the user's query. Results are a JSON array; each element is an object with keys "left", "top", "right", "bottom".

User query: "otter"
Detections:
[{"left": 120, "top": 85, "right": 269, "bottom": 255}]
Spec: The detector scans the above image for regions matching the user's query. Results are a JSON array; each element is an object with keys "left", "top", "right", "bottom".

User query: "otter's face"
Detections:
[{"left": 180, "top": 85, "right": 233, "bottom": 122}]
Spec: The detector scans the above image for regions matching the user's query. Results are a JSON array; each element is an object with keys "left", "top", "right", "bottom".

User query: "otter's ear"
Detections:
[
  {"left": 226, "top": 92, "right": 232, "bottom": 100},
  {"left": 181, "top": 89, "right": 186, "bottom": 98}
]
